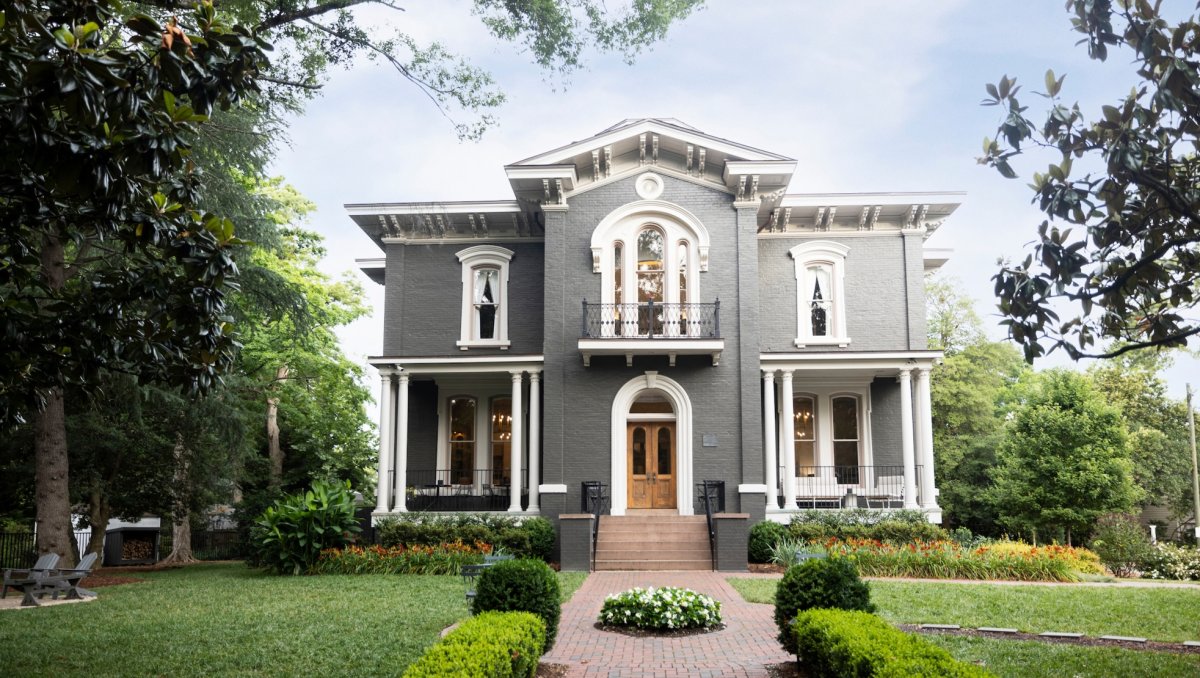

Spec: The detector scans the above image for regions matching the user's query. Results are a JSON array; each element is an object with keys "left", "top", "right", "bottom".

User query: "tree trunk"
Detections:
[
  {"left": 266, "top": 364, "right": 289, "bottom": 489},
  {"left": 160, "top": 436, "right": 196, "bottom": 565},
  {"left": 34, "top": 388, "right": 74, "bottom": 568},
  {"left": 34, "top": 233, "right": 75, "bottom": 567},
  {"left": 86, "top": 486, "right": 109, "bottom": 557}
]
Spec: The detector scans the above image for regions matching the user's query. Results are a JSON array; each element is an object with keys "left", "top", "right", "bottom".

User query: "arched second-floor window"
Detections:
[
  {"left": 789, "top": 241, "right": 850, "bottom": 347},
  {"left": 456, "top": 245, "right": 514, "bottom": 350}
]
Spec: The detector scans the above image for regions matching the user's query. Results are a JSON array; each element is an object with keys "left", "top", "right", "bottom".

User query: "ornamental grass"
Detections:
[
  {"left": 822, "top": 538, "right": 1081, "bottom": 582},
  {"left": 311, "top": 541, "right": 492, "bottom": 575}
]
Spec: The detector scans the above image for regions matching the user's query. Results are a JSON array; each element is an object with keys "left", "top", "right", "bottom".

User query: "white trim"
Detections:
[
  {"left": 567, "top": 164, "right": 735, "bottom": 200},
  {"left": 372, "top": 355, "right": 544, "bottom": 366},
  {"left": 610, "top": 372, "right": 694, "bottom": 516},
  {"left": 590, "top": 199, "right": 711, "bottom": 277},
  {"left": 761, "top": 351, "right": 941, "bottom": 362},
  {"left": 738, "top": 483, "right": 768, "bottom": 494},
  {"left": 456, "top": 245, "right": 514, "bottom": 350},
  {"left": 345, "top": 200, "right": 523, "bottom": 215},
  {"left": 790, "top": 241, "right": 850, "bottom": 347},
  {"left": 510, "top": 119, "right": 792, "bottom": 166},
  {"left": 538, "top": 484, "right": 567, "bottom": 494},
  {"left": 778, "top": 192, "right": 965, "bottom": 208},
  {"left": 382, "top": 236, "right": 545, "bottom": 245}
]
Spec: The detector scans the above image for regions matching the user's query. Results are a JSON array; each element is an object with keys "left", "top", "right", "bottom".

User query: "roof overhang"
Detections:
[
  {"left": 759, "top": 192, "right": 964, "bottom": 236},
  {"left": 344, "top": 200, "right": 542, "bottom": 249},
  {"left": 578, "top": 338, "right": 725, "bottom": 368},
  {"left": 355, "top": 257, "right": 385, "bottom": 285},
  {"left": 760, "top": 351, "right": 943, "bottom": 379},
  {"left": 923, "top": 248, "right": 953, "bottom": 272}
]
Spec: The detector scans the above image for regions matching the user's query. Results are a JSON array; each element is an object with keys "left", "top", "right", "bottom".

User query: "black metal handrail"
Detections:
[
  {"left": 581, "top": 300, "right": 720, "bottom": 339},
  {"left": 401, "top": 469, "right": 527, "bottom": 512},
  {"left": 698, "top": 481, "right": 720, "bottom": 571},
  {"left": 583, "top": 482, "right": 609, "bottom": 572}
]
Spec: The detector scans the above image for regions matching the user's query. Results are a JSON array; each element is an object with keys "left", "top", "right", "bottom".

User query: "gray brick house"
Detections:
[{"left": 349, "top": 119, "right": 958, "bottom": 542}]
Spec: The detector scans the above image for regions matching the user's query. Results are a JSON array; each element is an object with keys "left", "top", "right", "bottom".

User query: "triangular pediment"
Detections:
[{"left": 504, "top": 118, "right": 796, "bottom": 206}]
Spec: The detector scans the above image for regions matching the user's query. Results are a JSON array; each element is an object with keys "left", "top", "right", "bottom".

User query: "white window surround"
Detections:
[
  {"left": 789, "top": 241, "right": 850, "bottom": 347},
  {"left": 610, "top": 372, "right": 694, "bottom": 516},
  {"left": 456, "top": 245, "right": 514, "bottom": 349},
  {"left": 591, "top": 199, "right": 710, "bottom": 284}
]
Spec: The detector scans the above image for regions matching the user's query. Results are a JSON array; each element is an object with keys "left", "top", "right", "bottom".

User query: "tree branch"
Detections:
[{"left": 256, "top": 0, "right": 405, "bottom": 32}]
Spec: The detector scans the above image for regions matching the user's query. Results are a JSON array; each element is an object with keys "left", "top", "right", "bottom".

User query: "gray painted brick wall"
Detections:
[
  {"left": 757, "top": 235, "right": 919, "bottom": 353},
  {"left": 870, "top": 378, "right": 901, "bottom": 468},
  {"left": 382, "top": 241, "right": 544, "bottom": 356}
]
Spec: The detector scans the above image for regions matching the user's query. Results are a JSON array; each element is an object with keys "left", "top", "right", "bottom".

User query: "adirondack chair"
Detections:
[
  {"left": 2, "top": 552, "right": 60, "bottom": 600},
  {"left": 15, "top": 552, "right": 99, "bottom": 607}
]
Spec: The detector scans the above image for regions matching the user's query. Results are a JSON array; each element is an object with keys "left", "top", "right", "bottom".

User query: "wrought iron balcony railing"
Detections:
[
  {"left": 581, "top": 300, "right": 720, "bottom": 339},
  {"left": 771, "top": 465, "right": 922, "bottom": 510}
]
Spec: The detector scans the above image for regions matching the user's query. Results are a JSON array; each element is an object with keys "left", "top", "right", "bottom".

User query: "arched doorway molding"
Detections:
[{"left": 610, "top": 371, "right": 693, "bottom": 515}]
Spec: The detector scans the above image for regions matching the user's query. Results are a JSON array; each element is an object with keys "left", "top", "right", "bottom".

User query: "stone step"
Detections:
[
  {"left": 594, "top": 547, "right": 712, "bottom": 560},
  {"left": 594, "top": 558, "right": 711, "bottom": 571},
  {"left": 596, "top": 526, "right": 708, "bottom": 538},
  {"left": 596, "top": 535, "right": 707, "bottom": 547},
  {"left": 599, "top": 515, "right": 707, "bottom": 524}
]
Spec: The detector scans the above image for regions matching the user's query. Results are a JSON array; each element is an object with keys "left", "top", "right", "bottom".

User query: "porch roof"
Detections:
[{"left": 759, "top": 350, "right": 942, "bottom": 380}]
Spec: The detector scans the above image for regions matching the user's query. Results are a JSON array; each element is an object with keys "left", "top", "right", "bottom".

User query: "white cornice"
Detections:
[
  {"left": 504, "top": 164, "right": 578, "bottom": 182},
  {"left": 345, "top": 200, "right": 523, "bottom": 216},
  {"left": 567, "top": 165, "right": 735, "bottom": 199},
  {"left": 381, "top": 236, "right": 544, "bottom": 245},
  {"left": 511, "top": 119, "right": 793, "bottom": 166},
  {"left": 778, "top": 192, "right": 964, "bottom": 208},
  {"left": 723, "top": 160, "right": 799, "bottom": 180}
]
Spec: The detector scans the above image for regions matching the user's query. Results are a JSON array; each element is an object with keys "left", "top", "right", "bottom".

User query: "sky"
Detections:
[{"left": 268, "top": 0, "right": 1200, "bottom": 419}]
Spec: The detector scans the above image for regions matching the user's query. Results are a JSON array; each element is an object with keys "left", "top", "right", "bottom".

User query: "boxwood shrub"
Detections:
[
  {"left": 472, "top": 558, "right": 562, "bottom": 648},
  {"left": 774, "top": 556, "right": 874, "bottom": 655},
  {"left": 377, "top": 514, "right": 556, "bottom": 561},
  {"left": 402, "top": 611, "right": 546, "bottom": 678},
  {"left": 749, "top": 520, "right": 789, "bottom": 563},
  {"left": 792, "top": 609, "right": 993, "bottom": 677}
]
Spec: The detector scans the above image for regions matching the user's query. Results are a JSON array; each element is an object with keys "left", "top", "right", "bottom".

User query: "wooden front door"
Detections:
[{"left": 627, "top": 422, "right": 676, "bottom": 509}]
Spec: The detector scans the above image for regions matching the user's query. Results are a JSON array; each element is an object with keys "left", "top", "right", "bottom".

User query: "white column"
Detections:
[
  {"left": 374, "top": 372, "right": 394, "bottom": 514},
  {"left": 898, "top": 368, "right": 918, "bottom": 509},
  {"left": 508, "top": 371, "right": 524, "bottom": 512},
  {"left": 527, "top": 372, "right": 541, "bottom": 513},
  {"left": 762, "top": 370, "right": 778, "bottom": 510},
  {"left": 915, "top": 367, "right": 938, "bottom": 509},
  {"left": 393, "top": 373, "right": 410, "bottom": 512},
  {"left": 780, "top": 370, "right": 798, "bottom": 511}
]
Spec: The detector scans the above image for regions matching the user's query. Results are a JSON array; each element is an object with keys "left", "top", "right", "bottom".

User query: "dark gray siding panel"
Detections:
[
  {"left": 407, "top": 379, "right": 439, "bottom": 470},
  {"left": 870, "top": 378, "right": 901, "bottom": 468},
  {"left": 382, "top": 242, "right": 544, "bottom": 356},
  {"left": 757, "top": 235, "right": 914, "bottom": 353}
]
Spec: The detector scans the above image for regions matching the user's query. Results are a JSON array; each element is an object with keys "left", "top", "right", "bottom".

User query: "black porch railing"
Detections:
[
  {"left": 773, "top": 465, "right": 921, "bottom": 510},
  {"left": 581, "top": 301, "right": 720, "bottom": 339},
  {"left": 402, "top": 469, "right": 528, "bottom": 512}
]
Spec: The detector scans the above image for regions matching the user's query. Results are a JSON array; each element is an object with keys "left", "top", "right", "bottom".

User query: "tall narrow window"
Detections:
[
  {"left": 636, "top": 228, "right": 664, "bottom": 334},
  {"left": 474, "top": 268, "right": 499, "bottom": 340},
  {"left": 677, "top": 242, "right": 689, "bottom": 336},
  {"left": 490, "top": 397, "right": 511, "bottom": 486},
  {"left": 789, "top": 241, "right": 850, "bottom": 347},
  {"left": 448, "top": 397, "right": 476, "bottom": 484},
  {"left": 456, "top": 246, "right": 513, "bottom": 350},
  {"left": 613, "top": 242, "right": 624, "bottom": 336},
  {"left": 793, "top": 396, "right": 816, "bottom": 475},
  {"left": 832, "top": 396, "right": 860, "bottom": 484},
  {"left": 808, "top": 265, "right": 831, "bottom": 337}
]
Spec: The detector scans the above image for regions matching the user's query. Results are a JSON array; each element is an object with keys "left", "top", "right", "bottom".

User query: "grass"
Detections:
[
  {"left": 0, "top": 562, "right": 588, "bottom": 677},
  {"left": 727, "top": 578, "right": 1200, "bottom": 642},
  {"left": 556, "top": 570, "right": 588, "bottom": 602},
  {"left": 924, "top": 635, "right": 1200, "bottom": 678}
]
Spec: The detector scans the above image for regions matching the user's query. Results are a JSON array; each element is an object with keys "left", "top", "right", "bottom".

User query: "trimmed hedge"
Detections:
[
  {"left": 402, "top": 611, "right": 546, "bottom": 678},
  {"left": 775, "top": 556, "right": 874, "bottom": 655},
  {"left": 473, "top": 558, "right": 562, "bottom": 649},
  {"left": 376, "top": 514, "right": 555, "bottom": 561},
  {"left": 749, "top": 521, "right": 789, "bottom": 563},
  {"left": 750, "top": 511, "right": 947, "bottom": 563},
  {"left": 792, "top": 609, "right": 993, "bottom": 677}
]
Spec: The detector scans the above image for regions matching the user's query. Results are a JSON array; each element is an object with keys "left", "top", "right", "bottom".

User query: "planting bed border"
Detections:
[{"left": 905, "top": 625, "right": 1200, "bottom": 655}]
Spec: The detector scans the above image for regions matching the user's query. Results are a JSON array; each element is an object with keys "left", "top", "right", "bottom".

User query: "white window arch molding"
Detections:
[
  {"left": 590, "top": 200, "right": 709, "bottom": 338},
  {"left": 456, "top": 245, "right": 514, "bottom": 350},
  {"left": 789, "top": 241, "right": 850, "bottom": 347}
]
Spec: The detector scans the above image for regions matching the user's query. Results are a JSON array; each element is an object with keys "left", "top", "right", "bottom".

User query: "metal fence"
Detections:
[{"left": 0, "top": 529, "right": 244, "bottom": 568}]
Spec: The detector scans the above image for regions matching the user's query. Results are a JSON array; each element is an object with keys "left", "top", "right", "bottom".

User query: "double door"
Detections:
[{"left": 627, "top": 422, "right": 676, "bottom": 509}]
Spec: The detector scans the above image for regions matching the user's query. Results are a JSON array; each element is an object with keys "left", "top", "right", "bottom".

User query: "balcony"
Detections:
[{"left": 578, "top": 301, "right": 724, "bottom": 367}]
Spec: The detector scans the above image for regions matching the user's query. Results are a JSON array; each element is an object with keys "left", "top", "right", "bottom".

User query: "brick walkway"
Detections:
[{"left": 544, "top": 571, "right": 792, "bottom": 677}]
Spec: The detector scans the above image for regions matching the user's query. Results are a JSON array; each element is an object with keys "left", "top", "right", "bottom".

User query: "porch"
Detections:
[
  {"left": 772, "top": 464, "right": 924, "bottom": 510},
  {"left": 397, "top": 469, "right": 529, "bottom": 512}
]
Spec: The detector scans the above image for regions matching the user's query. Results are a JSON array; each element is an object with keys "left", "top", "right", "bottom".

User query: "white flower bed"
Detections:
[{"left": 598, "top": 586, "right": 722, "bottom": 630}]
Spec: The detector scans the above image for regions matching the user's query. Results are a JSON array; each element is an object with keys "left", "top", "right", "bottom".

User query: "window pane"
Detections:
[
  {"left": 793, "top": 397, "right": 815, "bottom": 441},
  {"left": 491, "top": 398, "right": 511, "bottom": 484},
  {"left": 657, "top": 427, "right": 672, "bottom": 475},
  {"left": 474, "top": 268, "right": 499, "bottom": 339},
  {"left": 637, "top": 229, "right": 663, "bottom": 271},
  {"left": 795, "top": 441, "right": 815, "bottom": 472},
  {"left": 833, "top": 441, "right": 858, "bottom": 468},
  {"left": 450, "top": 398, "right": 475, "bottom": 442},
  {"left": 808, "top": 265, "right": 830, "bottom": 337},
  {"left": 632, "top": 427, "right": 647, "bottom": 475},
  {"left": 614, "top": 242, "right": 623, "bottom": 306},
  {"left": 832, "top": 397, "right": 858, "bottom": 440}
]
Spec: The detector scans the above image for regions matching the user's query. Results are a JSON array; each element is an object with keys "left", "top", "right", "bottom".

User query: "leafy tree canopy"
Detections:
[{"left": 980, "top": 0, "right": 1200, "bottom": 361}]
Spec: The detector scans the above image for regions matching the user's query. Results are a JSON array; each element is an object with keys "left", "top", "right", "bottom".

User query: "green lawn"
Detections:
[
  {"left": 728, "top": 578, "right": 1200, "bottom": 642},
  {"left": 729, "top": 577, "right": 1200, "bottom": 678},
  {"left": 925, "top": 635, "right": 1200, "bottom": 678},
  {"left": 0, "top": 563, "right": 587, "bottom": 677}
]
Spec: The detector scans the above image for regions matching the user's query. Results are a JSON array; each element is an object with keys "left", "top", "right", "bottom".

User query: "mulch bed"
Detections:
[
  {"left": 903, "top": 625, "right": 1200, "bottom": 655},
  {"left": 536, "top": 663, "right": 570, "bottom": 677},
  {"left": 593, "top": 621, "right": 727, "bottom": 637},
  {"left": 748, "top": 563, "right": 785, "bottom": 574},
  {"left": 79, "top": 573, "right": 145, "bottom": 588}
]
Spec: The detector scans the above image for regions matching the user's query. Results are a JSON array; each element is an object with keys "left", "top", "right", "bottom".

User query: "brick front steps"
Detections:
[{"left": 594, "top": 515, "right": 711, "bottom": 571}]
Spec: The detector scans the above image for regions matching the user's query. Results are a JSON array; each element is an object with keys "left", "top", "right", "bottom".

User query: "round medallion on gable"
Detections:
[{"left": 635, "top": 172, "right": 665, "bottom": 200}]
